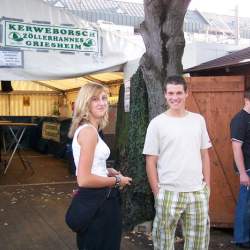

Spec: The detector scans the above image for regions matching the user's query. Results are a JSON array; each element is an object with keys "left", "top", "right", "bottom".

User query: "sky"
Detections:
[{"left": 117, "top": 0, "right": 250, "bottom": 18}]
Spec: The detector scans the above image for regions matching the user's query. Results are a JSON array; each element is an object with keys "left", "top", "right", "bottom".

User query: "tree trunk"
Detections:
[
  {"left": 140, "top": 0, "right": 191, "bottom": 119},
  {"left": 115, "top": 0, "right": 191, "bottom": 229}
]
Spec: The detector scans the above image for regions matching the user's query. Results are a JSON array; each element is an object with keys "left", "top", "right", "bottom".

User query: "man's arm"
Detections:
[
  {"left": 146, "top": 155, "right": 159, "bottom": 196},
  {"left": 201, "top": 149, "right": 210, "bottom": 188},
  {"left": 232, "top": 140, "right": 250, "bottom": 186}
]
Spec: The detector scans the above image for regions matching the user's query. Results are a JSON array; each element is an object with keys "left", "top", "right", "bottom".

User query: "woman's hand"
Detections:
[
  {"left": 107, "top": 168, "right": 120, "bottom": 177},
  {"left": 119, "top": 174, "right": 132, "bottom": 188}
]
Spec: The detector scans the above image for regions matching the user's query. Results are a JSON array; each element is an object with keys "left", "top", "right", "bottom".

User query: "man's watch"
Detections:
[{"left": 114, "top": 175, "right": 121, "bottom": 188}]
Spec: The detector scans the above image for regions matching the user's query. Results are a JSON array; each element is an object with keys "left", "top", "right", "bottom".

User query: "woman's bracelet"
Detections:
[{"left": 114, "top": 175, "right": 121, "bottom": 188}]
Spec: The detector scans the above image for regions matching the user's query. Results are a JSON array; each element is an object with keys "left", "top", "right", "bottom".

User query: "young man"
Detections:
[
  {"left": 230, "top": 88, "right": 250, "bottom": 249},
  {"left": 143, "top": 75, "right": 211, "bottom": 250}
]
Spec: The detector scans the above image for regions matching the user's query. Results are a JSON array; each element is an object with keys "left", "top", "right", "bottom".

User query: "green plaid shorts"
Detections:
[{"left": 153, "top": 186, "right": 210, "bottom": 250}]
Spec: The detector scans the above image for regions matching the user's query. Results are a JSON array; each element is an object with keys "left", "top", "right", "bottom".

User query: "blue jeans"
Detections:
[{"left": 234, "top": 172, "right": 250, "bottom": 243}]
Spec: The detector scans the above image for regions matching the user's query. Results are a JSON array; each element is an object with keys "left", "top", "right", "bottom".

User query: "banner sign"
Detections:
[
  {"left": 3, "top": 20, "right": 99, "bottom": 52},
  {"left": 0, "top": 49, "right": 23, "bottom": 67},
  {"left": 42, "top": 122, "right": 61, "bottom": 142}
]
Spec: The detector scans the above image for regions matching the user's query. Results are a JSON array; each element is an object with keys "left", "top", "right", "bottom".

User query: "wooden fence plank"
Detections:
[{"left": 189, "top": 76, "right": 245, "bottom": 92}]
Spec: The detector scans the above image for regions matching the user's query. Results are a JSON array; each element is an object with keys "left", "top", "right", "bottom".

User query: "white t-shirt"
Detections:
[
  {"left": 72, "top": 124, "right": 110, "bottom": 177},
  {"left": 143, "top": 111, "right": 212, "bottom": 192}
]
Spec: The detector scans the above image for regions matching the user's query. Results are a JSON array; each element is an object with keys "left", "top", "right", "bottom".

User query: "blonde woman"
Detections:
[{"left": 67, "top": 82, "right": 132, "bottom": 250}]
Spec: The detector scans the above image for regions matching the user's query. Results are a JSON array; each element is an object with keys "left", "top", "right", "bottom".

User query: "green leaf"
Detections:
[
  {"left": 12, "top": 32, "right": 23, "bottom": 42},
  {"left": 83, "top": 38, "right": 93, "bottom": 47}
]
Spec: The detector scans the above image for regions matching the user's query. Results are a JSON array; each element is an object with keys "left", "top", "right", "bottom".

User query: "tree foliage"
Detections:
[{"left": 115, "top": 68, "right": 154, "bottom": 229}]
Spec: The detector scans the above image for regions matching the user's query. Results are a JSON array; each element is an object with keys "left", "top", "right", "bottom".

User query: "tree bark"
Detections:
[{"left": 140, "top": 0, "right": 191, "bottom": 119}]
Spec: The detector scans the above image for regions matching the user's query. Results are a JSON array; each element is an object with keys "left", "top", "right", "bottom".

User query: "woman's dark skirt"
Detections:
[{"left": 76, "top": 188, "right": 122, "bottom": 250}]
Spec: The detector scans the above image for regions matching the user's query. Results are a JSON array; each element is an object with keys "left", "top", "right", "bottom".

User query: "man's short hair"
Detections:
[
  {"left": 244, "top": 87, "right": 250, "bottom": 101},
  {"left": 164, "top": 75, "right": 187, "bottom": 92}
]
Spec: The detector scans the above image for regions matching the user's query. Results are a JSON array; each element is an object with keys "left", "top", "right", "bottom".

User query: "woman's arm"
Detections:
[
  {"left": 76, "top": 126, "right": 114, "bottom": 187},
  {"left": 77, "top": 126, "right": 131, "bottom": 188}
]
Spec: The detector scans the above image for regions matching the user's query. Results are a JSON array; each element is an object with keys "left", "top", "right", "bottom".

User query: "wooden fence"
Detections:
[{"left": 186, "top": 76, "right": 245, "bottom": 227}]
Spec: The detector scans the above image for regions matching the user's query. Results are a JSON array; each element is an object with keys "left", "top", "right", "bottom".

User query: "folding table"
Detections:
[{"left": 0, "top": 122, "right": 37, "bottom": 175}]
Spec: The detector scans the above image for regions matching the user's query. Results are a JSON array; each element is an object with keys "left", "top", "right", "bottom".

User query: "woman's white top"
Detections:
[{"left": 72, "top": 124, "right": 110, "bottom": 177}]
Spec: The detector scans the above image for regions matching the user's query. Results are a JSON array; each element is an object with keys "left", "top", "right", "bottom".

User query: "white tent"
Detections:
[{"left": 0, "top": 0, "right": 144, "bottom": 80}]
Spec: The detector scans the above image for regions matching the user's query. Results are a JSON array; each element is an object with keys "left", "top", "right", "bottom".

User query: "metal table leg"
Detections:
[{"left": 3, "top": 127, "right": 26, "bottom": 175}]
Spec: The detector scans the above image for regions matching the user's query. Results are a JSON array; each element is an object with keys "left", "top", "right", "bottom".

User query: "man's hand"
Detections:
[
  {"left": 239, "top": 172, "right": 250, "bottom": 186},
  {"left": 152, "top": 186, "right": 159, "bottom": 198},
  {"left": 232, "top": 140, "right": 249, "bottom": 187}
]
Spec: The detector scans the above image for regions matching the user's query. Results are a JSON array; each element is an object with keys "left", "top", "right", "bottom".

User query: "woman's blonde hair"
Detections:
[{"left": 68, "top": 82, "right": 109, "bottom": 138}]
